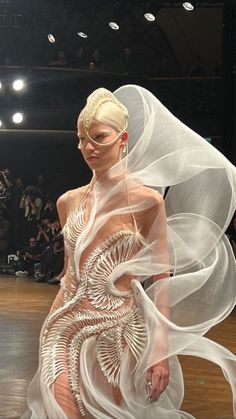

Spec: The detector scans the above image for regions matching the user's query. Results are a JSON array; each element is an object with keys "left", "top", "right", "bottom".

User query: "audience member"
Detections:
[
  {"left": 72, "top": 46, "right": 87, "bottom": 69},
  {"left": 187, "top": 56, "right": 207, "bottom": 77},
  {"left": 41, "top": 197, "right": 57, "bottom": 221},
  {"left": 20, "top": 186, "right": 43, "bottom": 244},
  {"left": 35, "top": 222, "right": 64, "bottom": 283},
  {"left": 0, "top": 208, "right": 10, "bottom": 264},
  {"left": 8, "top": 177, "right": 25, "bottom": 252},
  {"left": 15, "top": 237, "right": 41, "bottom": 276},
  {"left": 36, "top": 218, "right": 54, "bottom": 251},
  {"left": 48, "top": 50, "right": 67, "bottom": 67}
]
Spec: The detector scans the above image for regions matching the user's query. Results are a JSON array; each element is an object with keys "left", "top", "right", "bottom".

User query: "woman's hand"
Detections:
[{"left": 146, "top": 358, "right": 169, "bottom": 402}]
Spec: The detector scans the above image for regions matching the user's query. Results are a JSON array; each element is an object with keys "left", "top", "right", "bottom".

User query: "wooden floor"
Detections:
[{"left": 0, "top": 275, "right": 235, "bottom": 419}]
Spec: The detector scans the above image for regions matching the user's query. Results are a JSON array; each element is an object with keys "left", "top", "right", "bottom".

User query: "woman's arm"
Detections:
[{"left": 56, "top": 193, "right": 70, "bottom": 272}]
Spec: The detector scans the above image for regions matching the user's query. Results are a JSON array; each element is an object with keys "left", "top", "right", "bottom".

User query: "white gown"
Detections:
[{"left": 23, "top": 85, "right": 236, "bottom": 418}]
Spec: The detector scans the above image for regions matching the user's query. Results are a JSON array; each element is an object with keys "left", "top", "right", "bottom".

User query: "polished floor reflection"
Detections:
[{"left": 0, "top": 276, "right": 235, "bottom": 419}]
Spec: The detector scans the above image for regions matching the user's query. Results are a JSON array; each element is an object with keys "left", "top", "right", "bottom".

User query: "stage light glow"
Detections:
[
  {"left": 78, "top": 32, "right": 88, "bottom": 38},
  {"left": 109, "top": 22, "right": 119, "bottom": 30},
  {"left": 12, "top": 112, "right": 23, "bottom": 124},
  {"left": 48, "top": 34, "right": 56, "bottom": 43},
  {"left": 0, "top": 120, "right": 2, "bottom": 127},
  {"left": 183, "top": 2, "right": 194, "bottom": 11},
  {"left": 13, "top": 79, "right": 24, "bottom": 91},
  {"left": 144, "top": 13, "right": 155, "bottom": 22},
  {"left": 0, "top": 82, "right": 2, "bottom": 90}
]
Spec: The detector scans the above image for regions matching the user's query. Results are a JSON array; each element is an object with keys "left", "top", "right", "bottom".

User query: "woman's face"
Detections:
[{"left": 77, "top": 119, "right": 127, "bottom": 175}]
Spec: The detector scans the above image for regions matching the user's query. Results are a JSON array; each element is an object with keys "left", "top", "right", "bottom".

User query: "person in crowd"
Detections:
[
  {"left": 121, "top": 46, "right": 135, "bottom": 74},
  {"left": 72, "top": 46, "right": 87, "bottom": 69},
  {"left": 48, "top": 50, "right": 67, "bottom": 67},
  {"left": 20, "top": 186, "right": 43, "bottom": 244},
  {"left": 90, "top": 48, "right": 104, "bottom": 70},
  {"left": 8, "top": 177, "right": 25, "bottom": 252},
  {"left": 15, "top": 237, "right": 41, "bottom": 277},
  {"left": 41, "top": 196, "right": 57, "bottom": 221},
  {"left": 0, "top": 170, "right": 11, "bottom": 200},
  {"left": 36, "top": 218, "right": 54, "bottom": 252},
  {"left": 0, "top": 208, "right": 10, "bottom": 264},
  {"left": 35, "top": 222, "right": 64, "bottom": 283},
  {"left": 187, "top": 55, "right": 207, "bottom": 77}
]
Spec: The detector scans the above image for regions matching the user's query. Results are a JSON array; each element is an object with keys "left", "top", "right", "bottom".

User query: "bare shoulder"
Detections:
[
  {"left": 56, "top": 184, "right": 89, "bottom": 214},
  {"left": 135, "top": 185, "right": 164, "bottom": 206}
]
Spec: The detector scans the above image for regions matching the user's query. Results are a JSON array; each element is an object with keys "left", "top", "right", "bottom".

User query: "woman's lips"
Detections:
[{"left": 86, "top": 156, "right": 98, "bottom": 162}]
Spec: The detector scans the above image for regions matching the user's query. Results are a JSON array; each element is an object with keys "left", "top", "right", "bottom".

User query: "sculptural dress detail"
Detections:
[{"left": 25, "top": 198, "right": 150, "bottom": 419}]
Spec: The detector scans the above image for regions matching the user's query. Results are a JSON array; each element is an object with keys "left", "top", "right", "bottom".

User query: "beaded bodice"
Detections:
[{"left": 61, "top": 199, "right": 143, "bottom": 308}]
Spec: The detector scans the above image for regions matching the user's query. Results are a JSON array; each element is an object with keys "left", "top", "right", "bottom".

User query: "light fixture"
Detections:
[
  {"left": 144, "top": 13, "right": 155, "bottom": 22},
  {"left": 0, "top": 82, "right": 2, "bottom": 90},
  {"left": 12, "top": 112, "right": 23, "bottom": 124},
  {"left": 13, "top": 79, "right": 24, "bottom": 91},
  {"left": 109, "top": 21, "right": 119, "bottom": 30},
  {"left": 183, "top": 2, "right": 194, "bottom": 11},
  {"left": 0, "top": 120, "right": 2, "bottom": 127},
  {"left": 77, "top": 32, "right": 88, "bottom": 38},
  {"left": 47, "top": 34, "right": 56, "bottom": 43}
]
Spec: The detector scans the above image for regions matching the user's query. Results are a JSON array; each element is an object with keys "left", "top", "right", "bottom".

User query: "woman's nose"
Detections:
[{"left": 84, "top": 140, "right": 95, "bottom": 151}]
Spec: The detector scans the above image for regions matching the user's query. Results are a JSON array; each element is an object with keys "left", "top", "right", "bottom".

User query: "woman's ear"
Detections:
[{"left": 120, "top": 131, "right": 128, "bottom": 145}]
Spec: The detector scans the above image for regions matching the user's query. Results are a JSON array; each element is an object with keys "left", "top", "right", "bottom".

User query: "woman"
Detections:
[{"left": 24, "top": 86, "right": 236, "bottom": 419}]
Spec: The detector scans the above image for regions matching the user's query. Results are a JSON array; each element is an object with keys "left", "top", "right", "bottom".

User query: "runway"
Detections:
[{"left": 0, "top": 275, "right": 235, "bottom": 419}]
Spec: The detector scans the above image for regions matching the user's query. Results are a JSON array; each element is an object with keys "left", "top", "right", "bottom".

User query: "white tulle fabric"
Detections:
[{"left": 23, "top": 85, "right": 236, "bottom": 419}]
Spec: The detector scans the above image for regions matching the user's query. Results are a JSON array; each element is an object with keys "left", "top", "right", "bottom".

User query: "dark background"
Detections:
[{"left": 0, "top": 0, "right": 235, "bottom": 199}]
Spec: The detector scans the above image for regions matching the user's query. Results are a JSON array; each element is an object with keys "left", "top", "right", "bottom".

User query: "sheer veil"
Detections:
[{"left": 73, "top": 84, "right": 236, "bottom": 418}]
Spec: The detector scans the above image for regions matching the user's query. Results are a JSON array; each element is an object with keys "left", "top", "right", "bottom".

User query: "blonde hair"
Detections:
[{"left": 78, "top": 87, "right": 128, "bottom": 133}]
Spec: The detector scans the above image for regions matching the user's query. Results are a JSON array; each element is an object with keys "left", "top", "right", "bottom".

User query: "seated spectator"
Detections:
[
  {"left": 187, "top": 56, "right": 207, "bottom": 77},
  {"left": 120, "top": 46, "right": 135, "bottom": 74},
  {"left": 35, "top": 230, "right": 64, "bottom": 283},
  {"left": 91, "top": 48, "right": 104, "bottom": 70},
  {"left": 41, "top": 197, "right": 57, "bottom": 221},
  {"left": 0, "top": 208, "right": 10, "bottom": 264},
  {"left": 72, "top": 46, "right": 87, "bottom": 69},
  {"left": 48, "top": 50, "right": 67, "bottom": 67},
  {"left": 36, "top": 218, "right": 54, "bottom": 252},
  {"left": 88, "top": 61, "right": 96, "bottom": 72},
  {"left": 3, "top": 168, "right": 13, "bottom": 186},
  {"left": 20, "top": 186, "right": 43, "bottom": 244},
  {"left": 0, "top": 170, "right": 11, "bottom": 200},
  {"left": 8, "top": 177, "right": 25, "bottom": 252},
  {"left": 15, "top": 237, "right": 41, "bottom": 276}
]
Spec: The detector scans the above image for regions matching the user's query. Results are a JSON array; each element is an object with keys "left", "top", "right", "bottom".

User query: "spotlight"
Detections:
[
  {"left": 77, "top": 32, "right": 88, "bottom": 38},
  {"left": 144, "top": 13, "right": 155, "bottom": 22},
  {"left": 0, "top": 120, "right": 2, "bottom": 127},
  {"left": 109, "top": 21, "right": 119, "bottom": 30},
  {"left": 47, "top": 34, "right": 56, "bottom": 43},
  {"left": 183, "top": 2, "right": 194, "bottom": 11},
  {"left": 13, "top": 79, "right": 24, "bottom": 91},
  {"left": 0, "top": 82, "right": 2, "bottom": 90},
  {"left": 12, "top": 112, "right": 23, "bottom": 124}
]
